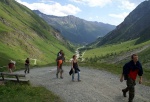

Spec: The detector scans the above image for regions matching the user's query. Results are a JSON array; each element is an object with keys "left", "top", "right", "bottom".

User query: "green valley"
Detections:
[
  {"left": 0, "top": 0, "right": 74, "bottom": 71},
  {"left": 80, "top": 39, "right": 150, "bottom": 86},
  {"left": 79, "top": 0, "right": 150, "bottom": 86}
]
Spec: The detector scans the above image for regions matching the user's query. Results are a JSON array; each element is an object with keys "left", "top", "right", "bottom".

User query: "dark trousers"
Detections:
[
  {"left": 25, "top": 65, "right": 30, "bottom": 73},
  {"left": 123, "top": 78, "right": 136, "bottom": 101}
]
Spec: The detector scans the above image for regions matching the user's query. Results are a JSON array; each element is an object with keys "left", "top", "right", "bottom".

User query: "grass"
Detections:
[
  {"left": 80, "top": 39, "right": 150, "bottom": 86},
  {"left": 80, "top": 62, "right": 121, "bottom": 74},
  {"left": 83, "top": 39, "right": 150, "bottom": 59},
  {"left": 79, "top": 62, "right": 150, "bottom": 86},
  {"left": 0, "top": 82, "right": 63, "bottom": 102},
  {"left": 0, "top": 0, "right": 74, "bottom": 71}
]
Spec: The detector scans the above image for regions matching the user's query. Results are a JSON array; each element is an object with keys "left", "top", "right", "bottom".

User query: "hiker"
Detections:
[
  {"left": 8, "top": 60, "right": 15, "bottom": 73},
  {"left": 57, "top": 50, "right": 63, "bottom": 57},
  {"left": 71, "top": 55, "right": 81, "bottom": 82},
  {"left": 120, "top": 54, "right": 143, "bottom": 102},
  {"left": 24, "top": 58, "right": 30, "bottom": 74},
  {"left": 56, "top": 53, "right": 65, "bottom": 79},
  {"left": 56, "top": 50, "right": 63, "bottom": 67}
]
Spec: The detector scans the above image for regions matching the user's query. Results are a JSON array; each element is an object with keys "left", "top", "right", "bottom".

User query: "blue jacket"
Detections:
[{"left": 122, "top": 60, "right": 143, "bottom": 80}]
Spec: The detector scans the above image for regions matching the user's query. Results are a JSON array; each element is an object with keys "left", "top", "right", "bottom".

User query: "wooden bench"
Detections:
[{"left": 0, "top": 72, "right": 29, "bottom": 82}]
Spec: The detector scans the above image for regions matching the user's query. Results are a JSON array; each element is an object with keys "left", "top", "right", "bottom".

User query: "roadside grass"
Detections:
[
  {"left": 0, "top": 35, "right": 73, "bottom": 72},
  {"left": 79, "top": 62, "right": 122, "bottom": 75},
  {"left": 80, "top": 39, "right": 150, "bottom": 86},
  {"left": 79, "top": 62, "right": 150, "bottom": 86},
  {"left": 83, "top": 39, "right": 150, "bottom": 59},
  {"left": 0, "top": 82, "right": 63, "bottom": 102}
]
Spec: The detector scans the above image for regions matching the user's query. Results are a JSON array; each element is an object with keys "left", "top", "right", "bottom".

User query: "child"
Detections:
[{"left": 8, "top": 60, "right": 15, "bottom": 73}]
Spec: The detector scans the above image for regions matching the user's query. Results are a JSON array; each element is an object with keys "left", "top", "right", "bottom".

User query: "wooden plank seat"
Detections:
[{"left": 0, "top": 72, "right": 29, "bottom": 82}]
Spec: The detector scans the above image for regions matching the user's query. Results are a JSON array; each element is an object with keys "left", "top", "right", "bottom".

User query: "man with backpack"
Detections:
[{"left": 56, "top": 53, "right": 65, "bottom": 79}]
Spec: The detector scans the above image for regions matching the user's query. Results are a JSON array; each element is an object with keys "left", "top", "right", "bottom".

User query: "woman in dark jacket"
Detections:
[{"left": 71, "top": 55, "right": 80, "bottom": 81}]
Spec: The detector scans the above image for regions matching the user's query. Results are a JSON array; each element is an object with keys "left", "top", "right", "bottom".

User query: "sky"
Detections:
[{"left": 15, "top": 0, "right": 145, "bottom": 26}]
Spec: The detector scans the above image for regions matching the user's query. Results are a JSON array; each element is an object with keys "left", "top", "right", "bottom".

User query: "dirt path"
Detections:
[
  {"left": 110, "top": 44, "right": 150, "bottom": 64},
  {"left": 16, "top": 66, "right": 150, "bottom": 102}
]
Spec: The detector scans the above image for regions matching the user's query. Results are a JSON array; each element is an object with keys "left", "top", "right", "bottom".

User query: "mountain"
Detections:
[
  {"left": 0, "top": 0, "right": 73, "bottom": 68},
  {"left": 33, "top": 10, "right": 116, "bottom": 44},
  {"left": 94, "top": 0, "right": 150, "bottom": 46}
]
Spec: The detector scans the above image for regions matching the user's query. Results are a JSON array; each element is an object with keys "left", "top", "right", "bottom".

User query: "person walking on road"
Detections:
[
  {"left": 120, "top": 54, "right": 143, "bottom": 102},
  {"left": 71, "top": 55, "right": 81, "bottom": 82},
  {"left": 24, "top": 58, "right": 30, "bottom": 74},
  {"left": 56, "top": 50, "right": 63, "bottom": 69},
  {"left": 56, "top": 53, "right": 65, "bottom": 79},
  {"left": 57, "top": 50, "right": 63, "bottom": 57}
]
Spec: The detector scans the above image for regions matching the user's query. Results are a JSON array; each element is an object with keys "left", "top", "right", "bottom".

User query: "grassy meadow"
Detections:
[
  {"left": 83, "top": 39, "right": 150, "bottom": 59},
  {"left": 0, "top": 38, "right": 74, "bottom": 72},
  {"left": 0, "top": 1, "right": 150, "bottom": 102},
  {"left": 0, "top": 1, "right": 74, "bottom": 102},
  {"left": 0, "top": 82, "right": 63, "bottom": 102},
  {"left": 0, "top": 0, "right": 74, "bottom": 72},
  {"left": 80, "top": 39, "right": 150, "bottom": 86}
]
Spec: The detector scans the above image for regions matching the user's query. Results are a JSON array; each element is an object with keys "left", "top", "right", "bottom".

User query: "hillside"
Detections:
[
  {"left": 94, "top": 0, "right": 150, "bottom": 46},
  {"left": 0, "top": 0, "right": 73, "bottom": 69},
  {"left": 33, "top": 10, "right": 116, "bottom": 44}
]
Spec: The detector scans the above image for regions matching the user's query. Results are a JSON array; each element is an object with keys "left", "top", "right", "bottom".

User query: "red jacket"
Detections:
[
  {"left": 123, "top": 60, "right": 143, "bottom": 80},
  {"left": 8, "top": 63, "right": 14, "bottom": 68}
]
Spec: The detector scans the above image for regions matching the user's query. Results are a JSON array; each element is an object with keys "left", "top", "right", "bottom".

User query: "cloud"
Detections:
[
  {"left": 15, "top": 0, "right": 81, "bottom": 16},
  {"left": 71, "top": 0, "right": 139, "bottom": 10},
  {"left": 39, "top": 0, "right": 54, "bottom": 3},
  {"left": 71, "top": 0, "right": 112, "bottom": 7},
  {"left": 109, "top": 12, "right": 129, "bottom": 19},
  {"left": 88, "top": 17, "right": 93, "bottom": 20},
  {"left": 118, "top": 0, "right": 136, "bottom": 10}
]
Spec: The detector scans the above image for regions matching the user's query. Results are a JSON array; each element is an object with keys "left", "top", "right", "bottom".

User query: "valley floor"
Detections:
[{"left": 16, "top": 66, "right": 150, "bottom": 102}]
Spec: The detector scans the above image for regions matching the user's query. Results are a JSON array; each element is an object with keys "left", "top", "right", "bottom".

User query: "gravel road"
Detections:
[{"left": 16, "top": 66, "right": 150, "bottom": 102}]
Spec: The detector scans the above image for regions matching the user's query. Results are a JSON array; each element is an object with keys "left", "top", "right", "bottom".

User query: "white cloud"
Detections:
[
  {"left": 71, "top": 0, "right": 138, "bottom": 9},
  {"left": 89, "top": 17, "right": 93, "bottom": 20},
  {"left": 15, "top": 0, "right": 81, "bottom": 16},
  {"left": 109, "top": 12, "right": 129, "bottom": 19},
  {"left": 118, "top": 0, "right": 136, "bottom": 10},
  {"left": 71, "top": 0, "right": 112, "bottom": 7},
  {"left": 39, "top": 0, "right": 53, "bottom": 3},
  {"left": 96, "top": 16, "right": 99, "bottom": 18}
]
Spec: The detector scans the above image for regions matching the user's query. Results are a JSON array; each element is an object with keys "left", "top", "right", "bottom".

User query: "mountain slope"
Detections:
[
  {"left": 95, "top": 0, "right": 150, "bottom": 46},
  {"left": 0, "top": 0, "right": 73, "bottom": 68},
  {"left": 33, "top": 10, "right": 116, "bottom": 44}
]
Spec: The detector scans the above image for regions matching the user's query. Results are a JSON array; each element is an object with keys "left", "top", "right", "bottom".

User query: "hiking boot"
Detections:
[
  {"left": 122, "top": 89, "right": 127, "bottom": 97},
  {"left": 60, "top": 76, "right": 63, "bottom": 79},
  {"left": 128, "top": 100, "right": 133, "bottom": 102},
  {"left": 78, "top": 80, "right": 81, "bottom": 82}
]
